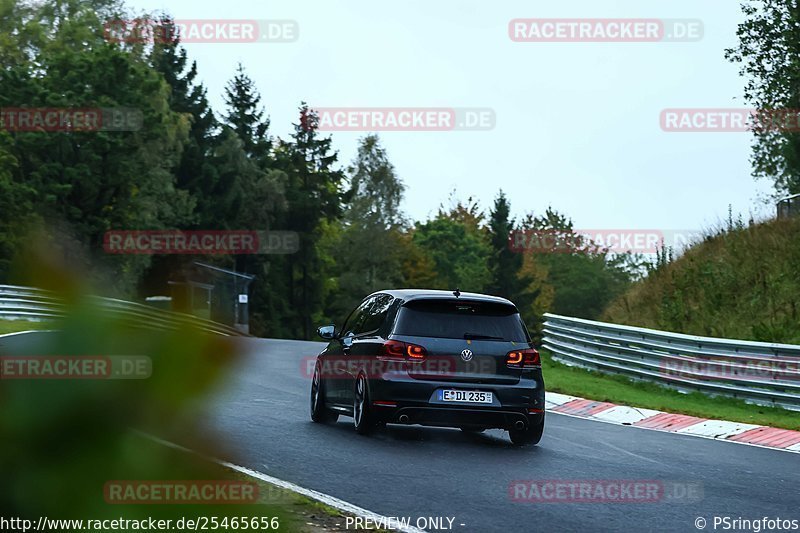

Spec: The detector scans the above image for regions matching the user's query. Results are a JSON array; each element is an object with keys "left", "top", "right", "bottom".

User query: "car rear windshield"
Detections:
[{"left": 392, "top": 299, "right": 530, "bottom": 342}]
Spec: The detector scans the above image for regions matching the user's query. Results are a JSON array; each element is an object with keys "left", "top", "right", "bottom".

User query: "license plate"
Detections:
[{"left": 439, "top": 389, "right": 493, "bottom": 404}]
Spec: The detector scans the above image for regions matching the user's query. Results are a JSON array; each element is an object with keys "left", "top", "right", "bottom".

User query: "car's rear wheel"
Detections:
[
  {"left": 353, "top": 374, "right": 375, "bottom": 435},
  {"left": 310, "top": 363, "right": 338, "bottom": 423},
  {"left": 508, "top": 417, "right": 544, "bottom": 447}
]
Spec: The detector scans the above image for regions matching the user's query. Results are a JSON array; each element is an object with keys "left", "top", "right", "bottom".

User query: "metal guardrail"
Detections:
[
  {"left": 0, "top": 285, "right": 246, "bottom": 337},
  {"left": 777, "top": 192, "right": 800, "bottom": 219},
  {"left": 542, "top": 313, "right": 800, "bottom": 411}
]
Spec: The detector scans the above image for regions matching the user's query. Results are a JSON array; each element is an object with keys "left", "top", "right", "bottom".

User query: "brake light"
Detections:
[
  {"left": 507, "top": 351, "right": 523, "bottom": 364},
  {"left": 382, "top": 340, "right": 406, "bottom": 359},
  {"left": 406, "top": 344, "right": 426, "bottom": 359},
  {"left": 381, "top": 340, "right": 427, "bottom": 361},
  {"left": 524, "top": 349, "right": 541, "bottom": 367},
  {"left": 506, "top": 348, "right": 540, "bottom": 368}
]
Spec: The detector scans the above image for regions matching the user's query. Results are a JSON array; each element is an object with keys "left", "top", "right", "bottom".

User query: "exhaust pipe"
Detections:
[
  {"left": 514, "top": 420, "right": 526, "bottom": 431},
  {"left": 398, "top": 414, "right": 410, "bottom": 424}
]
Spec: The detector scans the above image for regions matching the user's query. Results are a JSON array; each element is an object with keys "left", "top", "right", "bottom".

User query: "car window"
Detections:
[
  {"left": 358, "top": 294, "right": 394, "bottom": 335},
  {"left": 393, "top": 299, "right": 530, "bottom": 342},
  {"left": 341, "top": 297, "right": 373, "bottom": 337}
]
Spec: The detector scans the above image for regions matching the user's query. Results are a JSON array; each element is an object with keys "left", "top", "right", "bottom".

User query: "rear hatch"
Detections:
[{"left": 389, "top": 298, "right": 532, "bottom": 385}]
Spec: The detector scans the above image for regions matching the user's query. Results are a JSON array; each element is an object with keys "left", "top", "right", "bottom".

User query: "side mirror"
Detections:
[{"left": 316, "top": 325, "right": 337, "bottom": 340}]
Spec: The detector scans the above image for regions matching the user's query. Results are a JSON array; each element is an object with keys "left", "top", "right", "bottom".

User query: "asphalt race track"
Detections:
[{"left": 192, "top": 338, "right": 800, "bottom": 532}]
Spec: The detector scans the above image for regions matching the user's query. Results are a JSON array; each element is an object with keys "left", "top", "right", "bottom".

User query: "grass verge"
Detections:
[
  {"left": 0, "top": 319, "right": 51, "bottom": 335},
  {"left": 541, "top": 350, "right": 800, "bottom": 431},
  {"left": 143, "top": 435, "right": 388, "bottom": 533},
  {"left": 224, "top": 469, "right": 389, "bottom": 532}
]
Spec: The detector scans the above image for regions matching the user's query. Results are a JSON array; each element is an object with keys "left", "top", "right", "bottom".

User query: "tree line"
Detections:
[{"left": 0, "top": 0, "right": 638, "bottom": 339}]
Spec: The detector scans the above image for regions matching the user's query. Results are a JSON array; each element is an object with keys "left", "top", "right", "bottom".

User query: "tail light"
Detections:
[
  {"left": 381, "top": 340, "right": 427, "bottom": 361},
  {"left": 381, "top": 340, "right": 406, "bottom": 359},
  {"left": 406, "top": 344, "right": 426, "bottom": 359},
  {"left": 506, "top": 348, "right": 540, "bottom": 369}
]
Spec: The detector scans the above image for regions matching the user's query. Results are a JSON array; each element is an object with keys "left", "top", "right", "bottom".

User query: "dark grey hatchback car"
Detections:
[{"left": 309, "top": 289, "right": 545, "bottom": 446}]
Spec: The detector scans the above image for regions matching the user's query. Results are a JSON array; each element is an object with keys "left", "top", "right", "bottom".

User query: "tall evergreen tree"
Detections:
[
  {"left": 212, "top": 65, "right": 286, "bottom": 235},
  {"left": 150, "top": 15, "right": 219, "bottom": 218},
  {"left": 485, "top": 193, "right": 549, "bottom": 337},
  {"left": 214, "top": 67, "right": 289, "bottom": 336},
  {"left": 138, "top": 16, "right": 225, "bottom": 297},
  {"left": 487, "top": 190, "right": 525, "bottom": 298},
  {"left": 280, "top": 104, "right": 345, "bottom": 338},
  {"left": 222, "top": 63, "right": 271, "bottom": 162}
]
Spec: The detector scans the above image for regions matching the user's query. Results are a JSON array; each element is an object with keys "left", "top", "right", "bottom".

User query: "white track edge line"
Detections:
[
  {"left": 141, "top": 433, "right": 427, "bottom": 533},
  {"left": 0, "top": 329, "right": 53, "bottom": 338},
  {"left": 546, "top": 410, "right": 800, "bottom": 455}
]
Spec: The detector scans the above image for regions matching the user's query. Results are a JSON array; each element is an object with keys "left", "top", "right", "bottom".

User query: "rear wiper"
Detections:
[{"left": 463, "top": 333, "right": 504, "bottom": 340}]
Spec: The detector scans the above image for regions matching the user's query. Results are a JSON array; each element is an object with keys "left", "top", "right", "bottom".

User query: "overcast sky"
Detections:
[{"left": 129, "top": 0, "right": 774, "bottom": 232}]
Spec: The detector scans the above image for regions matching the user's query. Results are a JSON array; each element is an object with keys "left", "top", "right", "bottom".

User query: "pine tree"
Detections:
[
  {"left": 222, "top": 63, "right": 271, "bottom": 162},
  {"left": 150, "top": 15, "right": 219, "bottom": 211},
  {"left": 281, "top": 104, "right": 345, "bottom": 338},
  {"left": 487, "top": 190, "right": 525, "bottom": 298}
]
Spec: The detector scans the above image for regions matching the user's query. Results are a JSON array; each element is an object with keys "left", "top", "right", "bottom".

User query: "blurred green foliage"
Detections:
[{"left": 0, "top": 248, "right": 291, "bottom": 525}]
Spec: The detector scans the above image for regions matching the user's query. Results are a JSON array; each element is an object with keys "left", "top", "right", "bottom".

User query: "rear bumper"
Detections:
[
  {"left": 369, "top": 373, "right": 545, "bottom": 430},
  {"left": 391, "top": 406, "right": 543, "bottom": 430}
]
